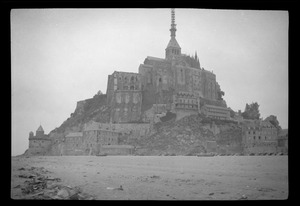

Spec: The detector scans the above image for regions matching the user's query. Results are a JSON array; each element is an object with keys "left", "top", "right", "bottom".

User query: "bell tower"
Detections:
[{"left": 165, "top": 8, "right": 181, "bottom": 60}]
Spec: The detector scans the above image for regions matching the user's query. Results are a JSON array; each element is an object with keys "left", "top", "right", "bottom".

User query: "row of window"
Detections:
[
  {"left": 177, "top": 99, "right": 198, "bottom": 104},
  {"left": 117, "top": 85, "right": 139, "bottom": 90},
  {"left": 117, "top": 75, "right": 139, "bottom": 83},
  {"left": 249, "top": 136, "right": 267, "bottom": 140},
  {"left": 207, "top": 115, "right": 228, "bottom": 120},
  {"left": 248, "top": 135, "right": 276, "bottom": 141},
  {"left": 248, "top": 126, "right": 275, "bottom": 130},
  {"left": 175, "top": 104, "right": 198, "bottom": 109},
  {"left": 170, "top": 49, "right": 180, "bottom": 55},
  {"left": 205, "top": 109, "right": 229, "bottom": 115},
  {"left": 248, "top": 130, "right": 276, "bottom": 135},
  {"left": 177, "top": 93, "right": 196, "bottom": 98}
]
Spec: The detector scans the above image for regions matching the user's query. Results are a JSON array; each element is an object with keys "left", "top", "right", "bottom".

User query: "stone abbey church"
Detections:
[{"left": 106, "top": 9, "right": 228, "bottom": 124}]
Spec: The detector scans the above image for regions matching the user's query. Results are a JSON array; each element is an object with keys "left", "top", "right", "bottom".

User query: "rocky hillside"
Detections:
[
  {"left": 124, "top": 114, "right": 243, "bottom": 155},
  {"left": 47, "top": 92, "right": 243, "bottom": 156},
  {"left": 49, "top": 93, "right": 111, "bottom": 137}
]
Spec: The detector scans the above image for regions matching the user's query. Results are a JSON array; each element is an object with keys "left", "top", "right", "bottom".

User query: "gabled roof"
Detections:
[
  {"left": 36, "top": 125, "right": 44, "bottom": 132},
  {"left": 166, "top": 37, "right": 181, "bottom": 49},
  {"left": 146, "top": 56, "right": 166, "bottom": 62},
  {"left": 260, "top": 120, "right": 274, "bottom": 128}
]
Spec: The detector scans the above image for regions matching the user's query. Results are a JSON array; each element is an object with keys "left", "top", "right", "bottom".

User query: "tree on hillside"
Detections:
[
  {"left": 228, "top": 107, "right": 235, "bottom": 118},
  {"left": 217, "top": 91, "right": 225, "bottom": 100},
  {"left": 241, "top": 102, "right": 260, "bottom": 120},
  {"left": 264, "top": 115, "right": 282, "bottom": 131}
]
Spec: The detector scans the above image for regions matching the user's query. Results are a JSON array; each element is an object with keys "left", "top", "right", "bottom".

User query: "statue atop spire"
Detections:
[{"left": 170, "top": 8, "right": 177, "bottom": 38}]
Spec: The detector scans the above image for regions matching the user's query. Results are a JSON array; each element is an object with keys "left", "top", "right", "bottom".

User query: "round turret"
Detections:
[{"left": 29, "top": 131, "right": 34, "bottom": 138}]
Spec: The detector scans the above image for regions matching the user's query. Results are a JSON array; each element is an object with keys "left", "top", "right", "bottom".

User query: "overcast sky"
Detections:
[{"left": 11, "top": 9, "right": 288, "bottom": 156}]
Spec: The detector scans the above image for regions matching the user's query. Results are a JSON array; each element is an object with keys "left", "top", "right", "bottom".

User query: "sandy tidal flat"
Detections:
[{"left": 11, "top": 155, "right": 288, "bottom": 200}]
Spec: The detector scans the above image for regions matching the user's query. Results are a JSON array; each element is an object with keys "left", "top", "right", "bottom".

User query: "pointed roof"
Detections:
[
  {"left": 166, "top": 9, "right": 181, "bottom": 49},
  {"left": 166, "top": 37, "right": 181, "bottom": 49},
  {"left": 36, "top": 125, "right": 44, "bottom": 132}
]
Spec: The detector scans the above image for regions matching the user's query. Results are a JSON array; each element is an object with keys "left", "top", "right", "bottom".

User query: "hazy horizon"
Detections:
[{"left": 11, "top": 9, "right": 288, "bottom": 156}]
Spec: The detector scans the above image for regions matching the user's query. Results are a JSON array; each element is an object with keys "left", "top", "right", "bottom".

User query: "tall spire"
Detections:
[
  {"left": 170, "top": 8, "right": 177, "bottom": 38},
  {"left": 165, "top": 8, "right": 181, "bottom": 59}
]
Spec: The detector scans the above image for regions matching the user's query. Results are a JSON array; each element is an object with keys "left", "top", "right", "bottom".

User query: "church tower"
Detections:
[{"left": 165, "top": 8, "right": 181, "bottom": 60}]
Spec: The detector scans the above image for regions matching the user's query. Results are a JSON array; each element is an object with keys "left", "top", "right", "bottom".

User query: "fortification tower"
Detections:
[
  {"left": 36, "top": 125, "right": 45, "bottom": 137},
  {"left": 165, "top": 8, "right": 181, "bottom": 60}
]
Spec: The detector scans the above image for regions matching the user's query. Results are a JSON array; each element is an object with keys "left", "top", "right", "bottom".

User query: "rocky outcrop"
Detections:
[
  {"left": 49, "top": 94, "right": 110, "bottom": 136},
  {"left": 124, "top": 114, "right": 243, "bottom": 155}
]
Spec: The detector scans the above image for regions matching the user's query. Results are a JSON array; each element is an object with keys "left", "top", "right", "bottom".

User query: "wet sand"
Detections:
[{"left": 11, "top": 155, "right": 288, "bottom": 200}]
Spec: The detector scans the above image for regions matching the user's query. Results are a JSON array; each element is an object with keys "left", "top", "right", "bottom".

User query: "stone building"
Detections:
[
  {"left": 173, "top": 92, "right": 200, "bottom": 112},
  {"left": 105, "top": 9, "right": 227, "bottom": 124},
  {"left": 83, "top": 121, "right": 121, "bottom": 155},
  {"left": 277, "top": 129, "right": 288, "bottom": 154},
  {"left": 64, "top": 132, "right": 84, "bottom": 155},
  {"left": 201, "top": 104, "right": 231, "bottom": 120},
  {"left": 106, "top": 71, "right": 143, "bottom": 123},
  {"left": 243, "top": 120, "right": 278, "bottom": 154},
  {"left": 28, "top": 125, "right": 52, "bottom": 155}
]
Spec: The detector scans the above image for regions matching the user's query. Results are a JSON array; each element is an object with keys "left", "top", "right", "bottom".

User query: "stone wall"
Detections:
[
  {"left": 112, "top": 123, "right": 151, "bottom": 138},
  {"left": 110, "top": 90, "right": 142, "bottom": 123},
  {"left": 99, "top": 145, "right": 134, "bottom": 155},
  {"left": 63, "top": 137, "right": 85, "bottom": 155},
  {"left": 86, "top": 121, "right": 151, "bottom": 138},
  {"left": 205, "top": 141, "right": 217, "bottom": 153},
  {"left": 242, "top": 121, "right": 278, "bottom": 154},
  {"left": 28, "top": 138, "right": 52, "bottom": 155},
  {"left": 244, "top": 141, "right": 278, "bottom": 154},
  {"left": 82, "top": 130, "right": 99, "bottom": 155},
  {"left": 175, "top": 110, "right": 198, "bottom": 121}
]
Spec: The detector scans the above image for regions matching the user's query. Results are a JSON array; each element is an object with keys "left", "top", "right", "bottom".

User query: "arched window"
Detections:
[
  {"left": 130, "top": 85, "right": 134, "bottom": 90},
  {"left": 130, "top": 76, "right": 135, "bottom": 82},
  {"left": 159, "top": 77, "right": 162, "bottom": 83}
]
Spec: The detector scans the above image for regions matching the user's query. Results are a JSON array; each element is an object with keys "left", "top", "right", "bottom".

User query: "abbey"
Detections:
[
  {"left": 27, "top": 9, "right": 287, "bottom": 156},
  {"left": 106, "top": 9, "right": 228, "bottom": 124}
]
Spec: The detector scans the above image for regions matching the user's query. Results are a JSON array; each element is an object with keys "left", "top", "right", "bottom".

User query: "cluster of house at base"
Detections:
[
  {"left": 242, "top": 119, "right": 288, "bottom": 155},
  {"left": 27, "top": 116, "right": 288, "bottom": 156},
  {"left": 27, "top": 122, "right": 151, "bottom": 156}
]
